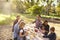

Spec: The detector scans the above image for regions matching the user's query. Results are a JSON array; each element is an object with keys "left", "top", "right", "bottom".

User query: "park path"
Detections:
[{"left": 0, "top": 22, "right": 60, "bottom": 40}]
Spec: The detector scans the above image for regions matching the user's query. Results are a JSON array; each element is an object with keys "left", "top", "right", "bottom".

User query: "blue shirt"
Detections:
[{"left": 14, "top": 23, "right": 19, "bottom": 38}]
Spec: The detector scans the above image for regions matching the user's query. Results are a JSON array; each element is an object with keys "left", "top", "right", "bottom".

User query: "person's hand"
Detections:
[
  {"left": 45, "top": 31, "right": 48, "bottom": 32},
  {"left": 18, "top": 19, "right": 21, "bottom": 23},
  {"left": 25, "top": 32, "right": 28, "bottom": 36},
  {"left": 12, "top": 28, "right": 14, "bottom": 32}
]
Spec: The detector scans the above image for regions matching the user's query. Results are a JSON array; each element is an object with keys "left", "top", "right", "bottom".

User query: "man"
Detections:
[
  {"left": 12, "top": 15, "right": 20, "bottom": 32},
  {"left": 13, "top": 20, "right": 24, "bottom": 40},
  {"left": 14, "top": 22, "right": 19, "bottom": 40},
  {"left": 33, "top": 15, "right": 42, "bottom": 29},
  {"left": 43, "top": 20, "right": 50, "bottom": 36}
]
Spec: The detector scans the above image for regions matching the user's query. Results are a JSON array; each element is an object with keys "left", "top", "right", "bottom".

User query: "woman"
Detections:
[{"left": 33, "top": 15, "right": 42, "bottom": 29}]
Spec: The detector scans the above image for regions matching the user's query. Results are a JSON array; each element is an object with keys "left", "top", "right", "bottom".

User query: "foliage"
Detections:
[
  {"left": 0, "top": 14, "right": 15, "bottom": 25},
  {"left": 26, "top": 5, "right": 43, "bottom": 15}
]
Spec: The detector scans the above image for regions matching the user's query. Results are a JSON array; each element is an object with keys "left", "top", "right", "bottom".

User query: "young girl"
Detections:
[{"left": 18, "top": 21, "right": 28, "bottom": 40}]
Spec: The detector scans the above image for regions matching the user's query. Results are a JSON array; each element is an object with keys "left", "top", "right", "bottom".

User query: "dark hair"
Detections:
[
  {"left": 38, "top": 15, "right": 41, "bottom": 17},
  {"left": 50, "top": 27, "right": 55, "bottom": 32},
  {"left": 44, "top": 20, "right": 48, "bottom": 23},
  {"left": 16, "top": 15, "right": 20, "bottom": 17}
]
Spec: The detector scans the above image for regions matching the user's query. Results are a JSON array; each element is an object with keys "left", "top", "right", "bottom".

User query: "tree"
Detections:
[{"left": 43, "top": 0, "right": 54, "bottom": 15}]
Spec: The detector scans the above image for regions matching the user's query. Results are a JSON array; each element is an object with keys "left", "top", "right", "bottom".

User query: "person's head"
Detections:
[
  {"left": 16, "top": 15, "right": 20, "bottom": 20},
  {"left": 37, "top": 15, "right": 41, "bottom": 20},
  {"left": 44, "top": 20, "right": 48, "bottom": 25},
  {"left": 50, "top": 27, "right": 55, "bottom": 33},
  {"left": 19, "top": 21, "right": 25, "bottom": 29}
]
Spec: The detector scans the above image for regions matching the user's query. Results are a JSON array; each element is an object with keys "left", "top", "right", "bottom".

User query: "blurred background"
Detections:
[{"left": 0, "top": 0, "right": 60, "bottom": 40}]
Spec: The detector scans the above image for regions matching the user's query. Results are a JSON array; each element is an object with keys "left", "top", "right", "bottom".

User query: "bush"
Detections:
[
  {"left": 0, "top": 14, "right": 15, "bottom": 25},
  {"left": 26, "top": 5, "right": 43, "bottom": 15}
]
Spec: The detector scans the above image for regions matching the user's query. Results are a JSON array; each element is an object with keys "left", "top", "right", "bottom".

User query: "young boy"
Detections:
[{"left": 48, "top": 27, "right": 56, "bottom": 40}]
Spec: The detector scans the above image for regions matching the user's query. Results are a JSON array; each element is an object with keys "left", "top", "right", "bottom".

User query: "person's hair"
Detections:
[
  {"left": 16, "top": 15, "right": 20, "bottom": 17},
  {"left": 50, "top": 27, "right": 55, "bottom": 32},
  {"left": 44, "top": 20, "right": 48, "bottom": 23},
  {"left": 38, "top": 15, "right": 41, "bottom": 17},
  {"left": 19, "top": 21, "right": 25, "bottom": 28}
]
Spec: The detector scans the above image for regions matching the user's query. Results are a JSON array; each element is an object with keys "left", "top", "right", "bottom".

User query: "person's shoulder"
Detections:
[
  {"left": 42, "top": 23, "right": 44, "bottom": 25},
  {"left": 14, "top": 23, "right": 18, "bottom": 27},
  {"left": 14, "top": 19, "right": 18, "bottom": 21},
  {"left": 14, "top": 19, "right": 18, "bottom": 23},
  {"left": 20, "top": 29, "right": 23, "bottom": 32},
  {"left": 47, "top": 24, "right": 50, "bottom": 27},
  {"left": 53, "top": 33, "right": 56, "bottom": 35},
  {"left": 51, "top": 33, "right": 56, "bottom": 36}
]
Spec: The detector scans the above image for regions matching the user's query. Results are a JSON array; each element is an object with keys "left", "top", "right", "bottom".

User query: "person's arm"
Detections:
[
  {"left": 19, "top": 30, "right": 27, "bottom": 37},
  {"left": 32, "top": 20, "right": 36, "bottom": 23},
  {"left": 48, "top": 25, "right": 50, "bottom": 32},
  {"left": 12, "top": 20, "right": 16, "bottom": 32},
  {"left": 53, "top": 34, "right": 56, "bottom": 40},
  {"left": 12, "top": 20, "right": 18, "bottom": 32},
  {"left": 19, "top": 32, "right": 25, "bottom": 37}
]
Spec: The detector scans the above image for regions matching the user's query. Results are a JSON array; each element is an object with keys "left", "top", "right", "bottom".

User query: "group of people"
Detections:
[{"left": 12, "top": 15, "right": 56, "bottom": 40}]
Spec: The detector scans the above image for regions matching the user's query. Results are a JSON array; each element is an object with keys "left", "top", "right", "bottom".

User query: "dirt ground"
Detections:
[{"left": 0, "top": 22, "right": 60, "bottom": 40}]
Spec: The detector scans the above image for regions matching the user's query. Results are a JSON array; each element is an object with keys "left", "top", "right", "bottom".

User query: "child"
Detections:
[
  {"left": 48, "top": 27, "right": 56, "bottom": 40},
  {"left": 41, "top": 25, "right": 45, "bottom": 34},
  {"left": 18, "top": 21, "right": 28, "bottom": 40},
  {"left": 42, "top": 20, "right": 50, "bottom": 36}
]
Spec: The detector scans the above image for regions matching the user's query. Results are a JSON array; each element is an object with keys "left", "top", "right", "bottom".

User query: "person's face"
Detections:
[
  {"left": 16, "top": 16, "right": 20, "bottom": 20},
  {"left": 37, "top": 15, "right": 41, "bottom": 20},
  {"left": 19, "top": 23, "right": 25, "bottom": 28},
  {"left": 50, "top": 30, "right": 53, "bottom": 33},
  {"left": 44, "top": 22, "right": 48, "bottom": 25}
]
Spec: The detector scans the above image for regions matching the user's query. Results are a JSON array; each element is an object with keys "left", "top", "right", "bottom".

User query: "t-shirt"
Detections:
[
  {"left": 42, "top": 24, "right": 50, "bottom": 32},
  {"left": 14, "top": 23, "right": 19, "bottom": 38},
  {"left": 35, "top": 19, "right": 42, "bottom": 29},
  {"left": 20, "top": 29, "right": 24, "bottom": 33},
  {"left": 48, "top": 33, "right": 56, "bottom": 40},
  {"left": 19, "top": 29, "right": 26, "bottom": 40}
]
